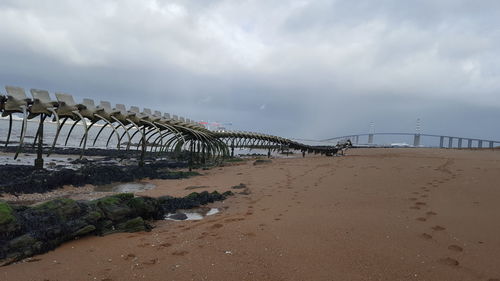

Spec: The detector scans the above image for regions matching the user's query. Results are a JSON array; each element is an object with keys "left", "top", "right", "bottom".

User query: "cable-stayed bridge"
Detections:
[{"left": 320, "top": 132, "right": 500, "bottom": 149}]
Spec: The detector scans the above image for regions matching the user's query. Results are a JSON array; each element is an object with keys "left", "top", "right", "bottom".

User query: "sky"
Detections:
[{"left": 1, "top": 0, "right": 500, "bottom": 141}]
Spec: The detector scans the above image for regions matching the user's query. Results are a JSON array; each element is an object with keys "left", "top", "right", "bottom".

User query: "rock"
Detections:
[
  {"left": 0, "top": 190, "right": 233, "bottom": 264},
  {"left": 127, "top": 196, "right": 160, "bottom": 220},
  {"left": 94, "top": 195, "right": 133, "bottom": 221},
  {"left": 72, "top": 225, "right": 96, "bottom": 236},
  {"left": 0, "top": 161, "right": 196, "bottom": 195},
  {"left": 97, "top": 220, "right": 114, "bottom": 236},
  {"left": 8, "top": 234, "right": 36, "bottom": 249},
  {"left": 32, "top": 198, "right": 81, "bottom": 219},
  {"left": 0, "top": 202, "right": 20, "bottom": 237},
  {"left": 6, "top": 234, "right": 39, "bottom": 258},
  {"left": 231, "top": 183, "right": 246, "bottom": 189},
  {"left": 83, "top": 210, "right": 103, "bottom": 224},
  {"left": 167, "top": 213, "right": 188, "bottom": 220},
  {"left": 222, "top": 191, "right": 234, "bottom": 197},
  {"left": 116, "top": 217, "right": 146, "bottom": 232}
]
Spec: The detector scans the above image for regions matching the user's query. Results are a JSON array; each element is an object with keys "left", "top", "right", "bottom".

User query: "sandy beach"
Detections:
[{"left": 1, "top": 148, "right": 499, "bottom": 281}]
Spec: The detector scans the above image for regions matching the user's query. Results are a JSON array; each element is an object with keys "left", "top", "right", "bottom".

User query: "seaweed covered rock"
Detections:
[
  {"left": 0, "top": 202, "right": 20, "bottom": 239},
  {"left": 157, "top": 191, "right": 229, "bottom": 213},
  {"left": 93, "top": 194, "right": 134, "bottom": 222},
  {"left": 127, "top": 196, "right": 161, "bottom": 220},
  {"left": 0, "top": 191, "right": 232, "bottom": 265},
  {"left": 0, "top": 161, "right": 199, "bottom": 195}
]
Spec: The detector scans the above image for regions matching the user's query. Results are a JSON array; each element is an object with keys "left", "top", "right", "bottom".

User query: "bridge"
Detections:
[{"left": 321, "top": 132, "right": 500, "bottom": 149}]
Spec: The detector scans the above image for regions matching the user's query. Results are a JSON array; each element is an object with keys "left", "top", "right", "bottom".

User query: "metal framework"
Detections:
[{"left": 0, "top": 85, "right": 339, "bottom": 168}]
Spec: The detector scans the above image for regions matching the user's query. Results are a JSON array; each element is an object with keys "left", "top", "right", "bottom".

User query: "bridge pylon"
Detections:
[{"left": 413, "top": 118, "right": 421, "bottom": 147}]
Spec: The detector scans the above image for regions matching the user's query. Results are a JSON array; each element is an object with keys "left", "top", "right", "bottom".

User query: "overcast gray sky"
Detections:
[{"left": 1, "top": 0, "right": 499, "bottom": 141}]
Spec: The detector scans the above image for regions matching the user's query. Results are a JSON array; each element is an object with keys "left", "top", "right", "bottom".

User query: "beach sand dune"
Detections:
[{"left": 1, "top": 148, "right": 499, "bottom": 281}]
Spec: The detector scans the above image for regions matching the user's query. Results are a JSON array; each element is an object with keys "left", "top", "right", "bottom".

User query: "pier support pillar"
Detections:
[
  {"left": 448, "top": 137, "right": 453, "bottom": 148},
  {"left": 458, "top": 138, "right": 463, "bottom": 149},
  {"left": 188, "top": 141, "right": 194, "bottom": 171},
  {"left": 34, "top": 114, "right": 46, "bottom": 169},
  {"left": 439, "top": 136, "right": 444, "bottom": 148},
  {"left": 139, "top": 127, "right": 146, "bottom": 167},
  {"left": 490, "top": 141, "right": 494, "bottom": 149},
  {"left": 202, "top": 143, "right": 206, "bottom": 164},
  {"left": 355, "top": 135, "right": 359, "bottom": 144},
  {"left": 468, "top": 139, "right": 472, "bottom": 148},
  {"left": 478, "top": 140, "right": 483, "bottom": 148},
  {"left": 368, "top": 134, "right": 374, "bottom": 144},
  {"left": 413, "top": 134, "right": 421, "bottom": 147},
  {"left": 231, "top": 141, "right": 234, "bottom": 158}
]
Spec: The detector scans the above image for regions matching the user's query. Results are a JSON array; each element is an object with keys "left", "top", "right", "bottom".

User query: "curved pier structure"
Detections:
[{"left": 0, "top": 85, "right": 340, "bottom": 167}]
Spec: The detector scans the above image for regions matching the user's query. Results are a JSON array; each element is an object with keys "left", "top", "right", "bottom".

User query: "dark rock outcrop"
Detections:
[
  {"left": 0, "top": 190, "right": 233, "bottom": 265},
  {"left": 0, "top": 161, "right": 199, "bottom": 195}
]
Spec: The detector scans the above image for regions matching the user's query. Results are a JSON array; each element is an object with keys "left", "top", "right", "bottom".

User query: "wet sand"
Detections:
[{"left": 1, "top": 148, "right": 500, "bottom": 281}]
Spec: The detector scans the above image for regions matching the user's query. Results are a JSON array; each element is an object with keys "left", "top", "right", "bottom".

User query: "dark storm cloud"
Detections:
[{"left": 0, "top": 0, "right": 499, "bottom": 140}]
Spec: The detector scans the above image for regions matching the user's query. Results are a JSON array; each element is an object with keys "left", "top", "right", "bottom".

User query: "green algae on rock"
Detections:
[{"left": 0, "top": 191, "right": 233, "bottom": 266}]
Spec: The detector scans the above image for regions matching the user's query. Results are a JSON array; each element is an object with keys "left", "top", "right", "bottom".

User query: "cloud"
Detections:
[{"left": 0, "top": 0, "right": 499, "bottom": 140}]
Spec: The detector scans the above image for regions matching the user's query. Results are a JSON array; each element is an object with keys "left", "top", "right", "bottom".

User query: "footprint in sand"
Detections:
[
  {"left": 158, "top": 242, "right": 172, "bottom": 249},
  {"left": 410, "top": 206, "right": 421, "bottom": 210},
  {"left": 197, "top": 232, "right": 209, "bottom": 239},
  {"left": 438, "top": 257, "right": 460, "bottom": 266},
  {"left": 142, "top": 258, "right": 159, "bottom": 265},
  {"left": 171, "top": 250, "right": 189, "bottom": 256},
  {"left": 224, "top": 217, "right": 245, "bottom": 223},
  {"left": 211, "top": 223, "right": 224, "bottom": 229},
  {"left": 426, "top": 211, "right": 437, "bottom": 216},
  {"left": 416, "top": 217, "right": 427, "bottom": 222},
  {"left": 448, "top": 245, "right": 463, "bottom": 252},
  {"left": 408, "top": 197, "right": 418, "bottom": 201},
  {"left": 122, "top": 253, "right": 136, "bottom": 260},
  {"left": 432, "top": 225, "right": 446, "bottom": 231},
  {"left": 415, "top": 202, "right": 427, "bottom": 206},
  {"left": 420, "top": 233, "right": 433, "bottom": 240}
]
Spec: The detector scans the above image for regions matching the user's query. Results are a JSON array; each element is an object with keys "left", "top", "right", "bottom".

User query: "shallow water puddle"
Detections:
[
  {"left": 165, "top": 207, "right": 220, "bottom": 221},
  {"left": 94, "top": 182, "right": 156, "bottom": 192}
]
